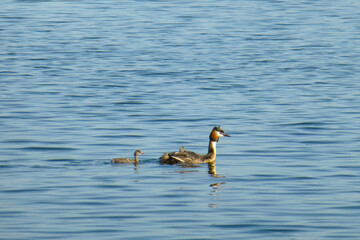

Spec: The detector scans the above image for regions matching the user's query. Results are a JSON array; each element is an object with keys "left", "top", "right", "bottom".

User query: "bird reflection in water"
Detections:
[
  {"left": 174, "top": 164, "right": 201, "bottom": 174},
  {"left": 208, "top": 160, "right": 225, "bottom": 178},
  {"left": 172, "top": 160, "right": 225, "bottom": 177},
  {"left": 172, "top": 160, "right": 226, "bottom": 177},
  {"left": 208, "top": 181, "right": 226, "bottom": 208}
]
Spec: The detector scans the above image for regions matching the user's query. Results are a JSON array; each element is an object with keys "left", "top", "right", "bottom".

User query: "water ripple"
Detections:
[{"left": 1, "top": 0, "right": 360, "bottom": 239}]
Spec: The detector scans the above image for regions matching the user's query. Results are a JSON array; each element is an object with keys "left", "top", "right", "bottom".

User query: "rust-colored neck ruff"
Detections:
[{"left": 209, "top": 130, "right": 219, "bottom": 142}]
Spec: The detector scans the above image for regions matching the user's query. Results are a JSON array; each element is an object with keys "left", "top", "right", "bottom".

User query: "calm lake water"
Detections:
[{"left": 1, "top": 0, "right": 360, "bottom": 239}]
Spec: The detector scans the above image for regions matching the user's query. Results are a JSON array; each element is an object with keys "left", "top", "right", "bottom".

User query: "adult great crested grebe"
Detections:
[{"left": 159, "top": 126, "right": 231, "bottom": 164}]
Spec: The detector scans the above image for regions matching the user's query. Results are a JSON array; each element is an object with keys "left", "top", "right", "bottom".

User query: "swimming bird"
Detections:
[
  {"left": 159, "top": 126, "right": 231, "bottom": 164},
  {"left": 111, "top": 149, "right": 144, "bottom": 164}
]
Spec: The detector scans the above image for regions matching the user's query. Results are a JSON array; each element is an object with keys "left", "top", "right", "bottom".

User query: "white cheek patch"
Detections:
[{"left": 216, "top": 131, "right": 225, "bottom": 137}]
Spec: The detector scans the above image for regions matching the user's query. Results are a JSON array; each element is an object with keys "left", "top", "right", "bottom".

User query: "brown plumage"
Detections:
[
  {"left": 111, "top": 149, "right": 144, "bottom": 164},
  {"left": 159, "top": 126, "right": 231, "bottom": 164}
]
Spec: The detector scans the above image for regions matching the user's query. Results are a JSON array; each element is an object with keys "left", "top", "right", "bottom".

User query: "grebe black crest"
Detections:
[
  {"left": 159, "top": 126, "right": 231, "bottom": 164},
  {"left": 111, "top": 149, "right": 144, "bottom": 164}
]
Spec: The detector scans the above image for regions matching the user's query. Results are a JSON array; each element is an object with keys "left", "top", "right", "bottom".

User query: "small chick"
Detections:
[
  {"left": 111, "top": 149, "right": 144, "bottom": 164},
  {"left": 179, "top": 146, "right": 186, "bottom": 152}
]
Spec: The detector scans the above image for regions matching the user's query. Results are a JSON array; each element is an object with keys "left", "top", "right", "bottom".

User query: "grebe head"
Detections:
[
  {"left": 134, "top": 149, "right": 144, "bottom": 156},
  {"left": 210, "top": 126, "right": 231, "bottom": 142},
  {"left": 179, "top": 146, "right": 186, "bottom": 152}
]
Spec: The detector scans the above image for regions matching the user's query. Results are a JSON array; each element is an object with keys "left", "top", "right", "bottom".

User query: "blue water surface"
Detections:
[{"left": 1, "top": 0, "right": 360, "bottom": 239}]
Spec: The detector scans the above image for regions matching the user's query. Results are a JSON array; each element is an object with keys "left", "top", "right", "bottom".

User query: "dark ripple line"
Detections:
[
  {"left": 277, "top": 121, "right": 330, "bottom": 127},
  {"left": 247, "top": 174, "right": 319, "bottom": 181},
  {"left": 214, "top": 223, "right": 306, "bottom": 233},
  {"left": 1, "top": 188, "right": 48, "bottom": 193},
  {"left": 45, "top": 158, "right": 77, "bottom": 162},
  {"left": 0, "top": 210, "right": 24, "bottom": 216},
  {"left": 114, "top": 101, "right": 148, "bottom": 105},
  {"left": 145, "top": 118, "right": 210, "bottom": 122},
  {"left": 331, "top": 205, "right": 360, "bottom": 210},
  {"left": 0, "top": 164, "right": 17, "bottom": 169},
  {"left": 301, "top": 140, "right": 339, "bottom": 145},
  {"left": 20, "top": 146, "right": 77, "bottom": 151},
  {"left": 213, "top": 223, "right": 262, "bottom": 229},
  {"left": 60, "top": 215, "right": 139, "bottom": 220}
]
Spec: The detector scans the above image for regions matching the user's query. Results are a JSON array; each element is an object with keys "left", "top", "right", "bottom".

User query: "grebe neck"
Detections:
[
  {"left": 207, "top": 140, "right": 217, "bottom": 156},
  {"left": 134, "top": 154, "right": 139, "bottom": 163}
]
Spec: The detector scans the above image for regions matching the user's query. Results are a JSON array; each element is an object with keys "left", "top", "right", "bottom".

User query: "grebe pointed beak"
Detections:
[{"left": 224, "top": 133, "right": 231, "bottom": 137}]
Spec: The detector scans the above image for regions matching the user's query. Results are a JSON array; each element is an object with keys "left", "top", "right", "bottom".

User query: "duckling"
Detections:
[
  {"left": 159, "top": 126, "right": 231, "bottom": 164},
  {"left": 111, "top": 149, "right": 144, "bottom": 164}
]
